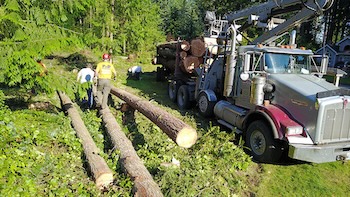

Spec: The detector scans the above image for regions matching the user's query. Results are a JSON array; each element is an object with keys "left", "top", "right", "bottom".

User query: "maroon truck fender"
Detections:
[{"left": 254, "top": 104, "right": 304, "bottom": 140}]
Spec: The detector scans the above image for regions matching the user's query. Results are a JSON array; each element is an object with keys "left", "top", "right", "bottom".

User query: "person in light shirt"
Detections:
[
  {"left": 128, "top": 65, "right": 142, "bottom": 80},
  {"left": 77, "top": 63, "right": 95, "bottom": 108}
]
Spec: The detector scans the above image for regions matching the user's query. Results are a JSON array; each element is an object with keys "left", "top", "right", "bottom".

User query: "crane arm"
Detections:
[{"left": 222, "top": 0, "right": 334, "bottom": 44}]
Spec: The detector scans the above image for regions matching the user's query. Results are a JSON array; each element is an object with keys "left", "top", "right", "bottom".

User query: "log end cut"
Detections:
[
  {"left": 95, "top": 173, "right": 114, "bottom": 189},
  {"left": 175, "top": 127, "right": 198, "bottom": 148}
]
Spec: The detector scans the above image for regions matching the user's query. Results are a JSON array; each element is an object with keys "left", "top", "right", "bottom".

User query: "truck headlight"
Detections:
[{"left": 285, "top": 126, "right": 303, "bottom": 135}]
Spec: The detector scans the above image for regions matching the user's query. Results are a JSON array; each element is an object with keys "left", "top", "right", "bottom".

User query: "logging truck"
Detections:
[{"left": 154, "top": 0, "right": 350, "bottom": 163}]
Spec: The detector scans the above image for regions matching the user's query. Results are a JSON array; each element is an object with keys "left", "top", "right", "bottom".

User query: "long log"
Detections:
[
  {"left": 58, "top": 91, "right": 113, "bottom": 189},
  {"left": 157, "top": 41, "right": 178, "bottom": 49},
  {"left": 110, "top": 87, "right": 197, "bottom": 148},
  {"left": 190, "top": 38, "right": 206, "bottom": 57},
  {"left": 179, "top": 51, "right": 188, "bottom": 59},
  {"left": 181, "top": 55, "right": 200, "bottom": 74},
  {"left": 99, "top": 108, "right": 163, "bottom": 197},
  {"left": 157, "top": 47, "right": 176, "bottom": 59},
  {"left": 180, "top": 40, "right": 190, "bottom": 51}
]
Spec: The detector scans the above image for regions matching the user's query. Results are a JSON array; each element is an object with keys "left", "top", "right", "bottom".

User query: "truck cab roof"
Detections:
[{"left": 238, "top": 45, "right": 314, "bottom": 55}]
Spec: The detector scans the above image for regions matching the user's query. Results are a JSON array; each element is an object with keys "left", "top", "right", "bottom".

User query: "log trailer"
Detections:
[{"left": 158, "top": 0, "right": 350, "bottom": 163}]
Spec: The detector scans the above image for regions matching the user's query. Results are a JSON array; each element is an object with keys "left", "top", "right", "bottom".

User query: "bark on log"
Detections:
[
  {"left": 157, "top": 47, "right": 176, "bottom": 59},
  {"left": 99, "top": 107, "right": 163, "bottom": 197},
  {"left": 190, "top": 38, "right": 206, "bottom": 57},
  {"left": 154, "top": 57, "right": 176, "bottom": 73},
  {"left": 57, "top": 91, "right": 113, "bottom": 189},
  {"left": 181, "top": 56, "right": 200, "bottom": 74},
  {"left": 164, "top": 59, "right": 176, "bottom": 72},
  {"left": 157, "top": 41, "right": 178, "bottom": 49},
  {"left": 153, "top": 56, "right": 167, "bottom": 65},
  {"left": 110, "top": 87, "right": 197, "bottom": 148}
]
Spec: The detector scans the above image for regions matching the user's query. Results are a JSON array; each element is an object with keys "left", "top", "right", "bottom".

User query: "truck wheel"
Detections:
[
  {"left": 168, "top": 81, "right": 179, "bottom": 102},
  {"left": 246, "top": 120, "right": 282, "bottom": 163},
  {"left": 177, "top": 85, "right": 191, "bottom": 109},
  {"left": 198, "top": 92, "right": 215, "bottom": 117}
]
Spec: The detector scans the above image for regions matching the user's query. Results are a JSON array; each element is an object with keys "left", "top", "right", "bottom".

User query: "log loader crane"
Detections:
[{"left": 170, "top": 0, "right": 350, "bottom": 163}]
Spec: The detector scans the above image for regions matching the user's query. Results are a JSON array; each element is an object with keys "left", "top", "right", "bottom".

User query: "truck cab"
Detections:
[{"left": 198, "top": 44, "right": 350, "bottom": 163}]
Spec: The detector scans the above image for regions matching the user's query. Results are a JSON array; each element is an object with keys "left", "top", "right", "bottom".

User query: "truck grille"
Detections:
[{"left": 316, "top": 97, "right": 350, "bottom": 144}]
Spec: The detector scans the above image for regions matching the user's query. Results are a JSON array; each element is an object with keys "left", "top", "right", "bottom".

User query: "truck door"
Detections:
[{"left": 234, "top": 51, "right": 263, "bottom": 109}]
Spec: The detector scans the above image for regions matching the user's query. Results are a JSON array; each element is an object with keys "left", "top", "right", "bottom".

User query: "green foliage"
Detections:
[
  {"left": 0, "top": 110, "right": 101, "bottom": 196},
  {"left": 127, "top": 115, "right": 251, "bottom": 196},
  {"left": 157, "top": 0, "right": 204, "bottom": 40},
  {"left": 75, "top": 82, "right": 92, "bottom": 101}
]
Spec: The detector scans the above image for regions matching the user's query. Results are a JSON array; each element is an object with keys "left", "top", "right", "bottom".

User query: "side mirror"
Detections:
[
  {"left": 243, "top": 54, "right": 251, "bottom": 72},
  {"left": 320, "top": 56, "right": 329, "bottom": 74}
]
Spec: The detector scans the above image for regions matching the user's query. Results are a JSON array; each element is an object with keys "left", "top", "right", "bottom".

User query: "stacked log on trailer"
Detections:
[{"left": 153, "top": 38, "right": 207, "bottom": 77}]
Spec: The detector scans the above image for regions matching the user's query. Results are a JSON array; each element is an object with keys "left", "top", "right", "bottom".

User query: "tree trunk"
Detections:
[
  {"left": 58, "top": 91, "right": 113, "bottom": 189},
  {"left": 99, "top": 108, "right": 163, "bottom": 197},
  {"left": 181, "top": 55, "right": 200, "bottom": 74},
  {"left": 190, "top": 38, "right": 206, "bottom": 57},
  {"left": 179, "top": 51, "right": 188, "bottom": 59},
  {"left": 157, "top": 47, "right": 176, "bottom": 59},
  {"left": 157, "top": 41, "right": 178, "bottom": 49},
  {"left": 180, "top": 40, "right": 190, "bottom": 51},
  {"left": 110, "top": 87, "right": 197, "bottom": 148}
]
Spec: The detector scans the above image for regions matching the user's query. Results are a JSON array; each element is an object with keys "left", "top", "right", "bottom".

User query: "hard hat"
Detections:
[{"left": 102, "top": 53, "right": 110, "bottom": 60}]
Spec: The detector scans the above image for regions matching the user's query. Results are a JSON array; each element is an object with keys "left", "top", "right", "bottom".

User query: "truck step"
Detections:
[{"left": 217, "top": 119, "right": 243, "bottom": 134}]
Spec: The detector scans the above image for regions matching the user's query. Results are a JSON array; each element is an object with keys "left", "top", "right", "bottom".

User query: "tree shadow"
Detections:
[{"left": 47, "top": 51, "right": 96, "bottom": 71}]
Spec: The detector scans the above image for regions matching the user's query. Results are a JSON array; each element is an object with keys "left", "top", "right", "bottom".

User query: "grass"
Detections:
[
  {"left": 256, "top": 161, "right": 350, "bottom": 196},
  {"left": 324, "top": 75, "right": 350, "bottom": 85}
]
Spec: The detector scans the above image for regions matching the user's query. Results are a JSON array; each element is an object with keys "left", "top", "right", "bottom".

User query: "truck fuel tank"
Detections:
[{"left": 250, "top": 75, "right": 266, "bottom": 105}]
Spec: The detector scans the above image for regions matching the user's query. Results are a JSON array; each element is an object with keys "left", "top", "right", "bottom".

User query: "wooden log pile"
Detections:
[
  {"left": 58, "top": 91, "right": 114, "bottom": 189},
  {"left": 153, "top": 38, "right": 206, "bottom": 75},
  {"left": 110, "top": 87, "right": 198, "bottom": 148}
]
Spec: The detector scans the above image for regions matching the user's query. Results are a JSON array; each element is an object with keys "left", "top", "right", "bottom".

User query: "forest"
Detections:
[
  {"left": 0, "top": 0, "right": 349, "bottom": 93},
  {"left": 1, "top": 0, "right": 350, "bottom": 196}
]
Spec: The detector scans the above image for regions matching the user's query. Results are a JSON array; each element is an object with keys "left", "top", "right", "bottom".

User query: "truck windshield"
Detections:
[{"left": 265, "top": 53, "right": 311, "bottom": 74}]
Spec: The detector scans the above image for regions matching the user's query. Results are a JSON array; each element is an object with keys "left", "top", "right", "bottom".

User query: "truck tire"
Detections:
[
  {"left": 168, "top": 80, "right": 179, "bottom": 102},
  {"left": 177, "top": 85, "right": 191, "bottom": 109},
  {"left": 198, "top": 92, "right": 215, "bottom": 117},
  {"left": 246, "top": 120, "right": 282, "bottom": 163}
]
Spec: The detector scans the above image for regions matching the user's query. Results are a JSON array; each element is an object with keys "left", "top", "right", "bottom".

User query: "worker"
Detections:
[
  {"left": 36, "top": 58, "right": 48, "bottom": 76},
  {"left": 95, "top": 53, "right": 116, "bottom": 109},
  {"left": 127, "top": 65, "right": 142, "bottom": 80},
  {"left": 77, "top": 63, "right": 95, "bottom": 109}
]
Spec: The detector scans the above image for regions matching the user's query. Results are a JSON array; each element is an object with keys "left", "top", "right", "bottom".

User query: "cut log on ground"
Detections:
[
  {"left": 57, "top": 91, "right": 113, "bottom": 189},
  {"left": 110, "top": 87, "right": 197, "bottom": 148},
  {"left": 99, "top": 107, "right": 163, "bottom": 197}
]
